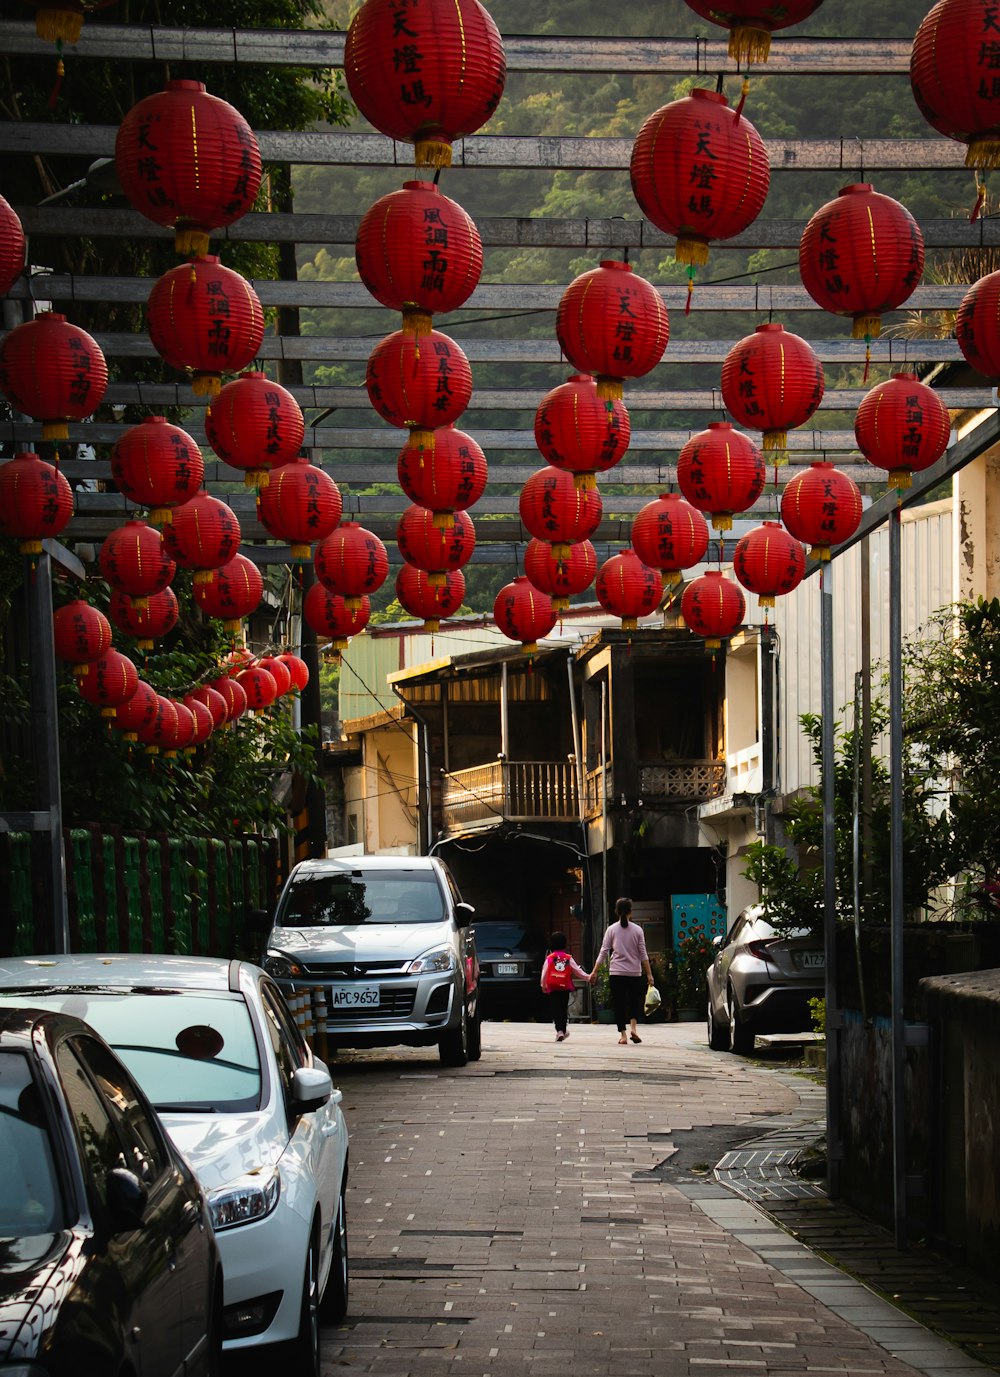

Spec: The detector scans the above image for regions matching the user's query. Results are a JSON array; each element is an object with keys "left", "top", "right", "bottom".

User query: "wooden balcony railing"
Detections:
[
  {"left": 441, "top": 760, "right": 578, "bottom": 832},
  {"left": 584, "top": 760, "right": 727, "bottom": 815}
]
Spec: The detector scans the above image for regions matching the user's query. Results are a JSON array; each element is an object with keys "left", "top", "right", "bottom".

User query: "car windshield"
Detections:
[
  {"left": 475, "top": 923, "right": 535, "bottom": 952},
  {"left": 0, "top": 1051, "right": 67, "bottom": 1235},
  {"left": 279, "top": 870, "right": 446, "bottom": 926},
  {"left": 0, "top": 992, "right": 261, "bottom": 1113}
]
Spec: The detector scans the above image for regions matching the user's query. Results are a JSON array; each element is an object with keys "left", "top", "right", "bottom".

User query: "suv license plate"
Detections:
[
  {"left": 495, "top": 963, "right": 519, "bottom": 976},
  {"left": 799, "top": 952, "right": 824, "bottom": 969},
  {"left": 328, "top": 984, "right": 381, "bottom": 1008}
]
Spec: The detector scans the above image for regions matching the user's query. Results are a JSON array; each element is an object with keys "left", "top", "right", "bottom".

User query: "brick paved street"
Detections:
[{"left": 272, "top": 1020, "right": 990, "bottom": 1377}]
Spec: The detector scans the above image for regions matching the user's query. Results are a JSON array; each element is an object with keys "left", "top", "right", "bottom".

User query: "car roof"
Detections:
[
  {"left": 0, "top": 954, "right": 247, "bottom": 993},
  {"left": 292, "top": 855, "right": 440, "bottom": 873}
]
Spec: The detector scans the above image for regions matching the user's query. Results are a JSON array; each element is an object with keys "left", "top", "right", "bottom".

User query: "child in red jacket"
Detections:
[{"left": 540, "top": 931, "right": 590, "bottom": 1041}]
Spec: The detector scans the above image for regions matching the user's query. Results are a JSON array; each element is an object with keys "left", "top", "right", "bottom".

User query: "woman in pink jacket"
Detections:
[{"left": 590, "top": 897, "right": 654, "bottom": 1045}]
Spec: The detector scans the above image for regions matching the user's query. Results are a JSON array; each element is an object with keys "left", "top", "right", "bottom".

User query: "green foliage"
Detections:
[
  {"left": 808, "top": 997, "right": 826, "bottom": 1038},
  {"left": 674, "top": 919, "right": 714, "bottom": 1008},
  {"left": 740, "top": 841, "right": 821, "bottom": 931}
]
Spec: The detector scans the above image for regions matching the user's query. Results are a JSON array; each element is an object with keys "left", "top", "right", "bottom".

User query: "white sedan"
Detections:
[{"left": 0, "top": 954, "right": 349, "bottom": 1376}]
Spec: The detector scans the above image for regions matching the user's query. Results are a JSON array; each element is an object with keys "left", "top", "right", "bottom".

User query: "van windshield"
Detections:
[{"left": 279, "top": 870, "right": 446, "bottom": 926}]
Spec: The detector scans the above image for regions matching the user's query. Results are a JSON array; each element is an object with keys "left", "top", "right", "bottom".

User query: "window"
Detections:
[
  {"left": 260, "top": 982, "right": 308, "bottom": 1104},
  {"left": 0, "top": 1051, "right": 65, "bottom": 1234},
  {"left": 72, "top": 1035, "right": 169, "bottom": 1187},
  {"left": 56, "top": 1041, "right": 125, "bottom": 1213}
]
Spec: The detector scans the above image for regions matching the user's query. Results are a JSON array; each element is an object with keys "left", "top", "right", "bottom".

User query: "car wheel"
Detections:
[
  {"left": 727, "top": 985, "right": 755, "bottom": 1056},
  {"left": 466, "top": 1002, "right": 482, "bottom": 1062},
  {"left": 287, "top": 1229, "right": 321, "bottom": 1377},
  {"left": 707, "top": 991, "right": 728, "bottom": 1051},
  {"left": 439, "top": 998, "right": 469, "bottom": 1066},
  {"left": 320, "top": 1185, "right": 349, "bottom": 1324}
]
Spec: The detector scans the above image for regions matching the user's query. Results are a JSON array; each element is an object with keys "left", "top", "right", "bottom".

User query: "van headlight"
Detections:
[
  {"left": 406, "top": 946, "right": 456, "bottom": 975},
  {"left": 263, "top": 953, "right": 303, "bottom": 979},
  {"left": 207, "top": 1169, "right": 280, "bottom": 1230}
]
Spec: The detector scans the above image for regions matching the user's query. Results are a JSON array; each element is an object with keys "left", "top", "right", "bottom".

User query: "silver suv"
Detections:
[{"left": 263, "top": 856, "right": 481, "bottom": 1066}]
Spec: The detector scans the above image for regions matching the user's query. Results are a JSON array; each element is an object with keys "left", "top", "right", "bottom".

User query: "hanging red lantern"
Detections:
[
  {"left": 115, "top": 80, "right": 262, "bottom": 256},
  {"left": 237, "top": 665, "right": 278, "bottom": 714},
  {"left": 162, "top": 491, "right": 241, "bottom": 584},
  {"left": 911, "top": 0, "right": 1000, "bottom": 170},
  {"left": 136, "top": 694, "right": 179, "bottom": 755},
  {"left": 189, "top": 682, "right": 229, "bottom": 729},
  {"left": 146, "top": 256, "right": 264, "bottom": 397},
  {"left": 555, "top": 260, "right": 669, "bottom": 401},
  {"left": 395, "top": 565, "right": 466, "bottom": 632},
  {"left": 630, "top": 89, "right": 770, "bottom": 273},
  {"left": 780, "top": 462, "right": 863, "bottom": 561},
  {"left": 221, "top": 647, "right": 255, "bottom": 678},
  {"left": 53, "top": 599, "right": 112, "bottom": 675},
  {"left": 0, "top": 451, "right": 74, "bottom": 554},
  {"left": 854, "top": 372, "right": 951, "bottom": 490},
  {"left": 115, "top": 680, "right": 158, "bottom": 742},
  {"left": 99, "top": 521, "right": 175, "bottom": 604},
  {"left": 0, "top": 194, "right": 26, "bottom": 296},
  {"left": 192, "top": 553, "right": 263, "bottom": 632},
  {"left": 681, "top": 1, "right": 825, "bottom": 64},
  {"left": 204, "top": 371, "right": 305, "bottom": 488},
  {"left": 277, "top": 653, "right": 310, "bottom": 694},
  {"left": 344, "top": 0, "right": 506, "bottom": 169},
  {"left": 397, "top": 425, "right": 488, "bottom": 529},
  {"left": 799, "top": 184, "right": 924, "bottom": 342},
  {"left": 356, "top": 181, "right": 484, "bottom": 333},
  {"left": 493, "top": 577, "right": 556, "bottom": 655},
  {"left": 595, "top": 549, "right": 663, "bottom": 631},
  {"left": 677, "top": 422, "right": 766, "bottom": 531},
  {"left": 956, "top": 269, "right": 1000, "bottom": 380},
  {"left": 681, "top": 571, "right": 747, "bottom": 650},
  {"left": 162, "top": 700, "right": 197, "bottom": 756},
  {"left": 209, "top": 675, "right": 248, "bottom": 726},
  {"left": 257, "top": 655, "right": 293, "bottom": 698},
  {"left": 631, "top": 493, "right": 710, "bottom": 586},
  {"left": 303, "top": 584, "right": 372, "bottom": 654},
  {"left": 397, "top": 505, "right": 476, "bottom": 587},
  {"left": 534, "top": 374, "right": 631, "bottom": 490},
  {"left": 0, "top": 312, "right": 107, "bottom": 441},
  {"left": 524, "top": 539, "right": 597, "bottom": 612},
  {"left": 734, "top": 521, "right": 807, "bottom": 608},
  {"left": 109, "top": 586, "right": 179, "bottom": 650},
  {"left": 721, "top": 323, "right": 825, "bottom": 451},
  {"left": 77, "top": 649, "right": 139, "bottom": 719},
  {"left": 257, "top": 455, "right": 342, "bottom": 559},
  {"left": 110, "top": 416, "right": 205, "bottom": 527},
  {"left": 314, "top": 522, "right": 390, "bottom": 609},
  {"left": 519, "top": 466, "right": 603, "bottom": 562},
  {"left": 182, "top": 694, "right": 215, "bottom": 749},
  {"left": 366, "top": 329, "right": 473, "bottom": 450}
]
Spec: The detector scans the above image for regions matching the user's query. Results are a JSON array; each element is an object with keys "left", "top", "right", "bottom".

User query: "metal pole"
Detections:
[
  {"left": 820, "top": 566, "right": 841, "bottom": 1199},
  {"left": 27, "top": 550, "right": 69, "bottom": 952},
  {"left": 600, "top": 679, "right": 608, "bottom": 936},
  {"left": 889, "top": 505, "right": 907, "bottom": 1249}
]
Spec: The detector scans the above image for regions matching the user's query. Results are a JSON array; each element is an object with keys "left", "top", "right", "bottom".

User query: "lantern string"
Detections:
[
  {"left": 862, "top": 336, "right": 872, "bottom": 384},
  {"left": 684, "top": 266, "right": 696, "bottom": 316},
  {"left": 971, "top": 172, "right": 987, "bottom": 224},
  {"left": 734, "top": 76, "right": 750, "bottom": 120}
]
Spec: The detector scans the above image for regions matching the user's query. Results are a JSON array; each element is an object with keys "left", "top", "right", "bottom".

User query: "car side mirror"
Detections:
[
  {"left": 291, "top": 1064, "right": 332, "bottom": 1113},
  {"left": 454, "top": 901, "right": 476, "bottom": 930},
  {"left": 246, "top": 907, "right": 271, "bottom": 935},
  {"left": 712, "top": 934, "right": 724, "bottom": 949},
  {"left": 107, "top": 1167, "right": 148, "bottom": 1231}
]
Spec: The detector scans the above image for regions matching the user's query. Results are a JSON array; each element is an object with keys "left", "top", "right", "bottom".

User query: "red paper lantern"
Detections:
[
  {"left": 0, "top": 311, "right": 107, "bottom": 440},
  {"left": 956, "top": 269, "right": 1000, "bottom": 381},
  {"left": 595, "top": 550, "right": 663, "bottom": 631},
  {"left": 397, "top": 505, "right": 475, "bottom": 586},
  {"left": 115, "top": 80, "right": 262, "bottom": 256},
  {"left": 109, "top": 587, "right": 179, "bottom": 650},
  {"left": 277, "top": 653, "right": 310, "bottom": 694},
  {"left": 0, "top": 194, "right": 26, "bottom": 296},
  {"left": 356, "top": 181, "right": 483, "bottom": 332},
  {"left": 534, "top": 374, "right": 631, "bottom": 490},
  {"left": 721, "top": 323, "right": 825, "bottom": 451},
  {"left": 366, "top": 329, "right": 473, "bottom": 448},
  {"left": 519, "top": 466, "right": 603, "bottom": 562},
  {"left": 677, "top": 422, "right": 766, "bottom": 532},
  {"left": 854, "top": 372, "right": 951, "bottom": 490},
  {"left": 164, "top": 700, "right": 198, "bottom": 756},
  {"left": 257, "top": 655, "right": 293, "bottom": 698},
  {"left": 303, "top": 584, "right": 372, "bottom": 654},
  {"left": 210, "top": 675, "right": 248, "bottom": 725},
  {"left": 523, "top": 539, "right": 597, "bottom": 612},
  {"left": 182, "top": 694, "right": 215, "bottom": 748},
  {"left": 115, "top": 680, "right": 158, "bottom": 742},
  {"left": 98, "top": 521, "right": 175, "bottom": 603},
  {"left": 189, "top": 682, "right": 229, "bottom": 729},
  {"left": 78, "top": 649, "right": 139, "bottom": 719},
  {"left": 192, "top": 553, "right": 264, "bottom": 632},
  {"left": 257, "top": 455, "right": 342, "bottom": 559},
  {"left": 314, "top": 522, "right": 390, "bottom": 609},
  {"left": 0, "top": 451, "right": 74, "bottom": 553},
  {"left": 630, "top": 89, "right": 770, "bottom": 269},
  {"left": 395, "top": 565, "right": 466, "bottom": 632},
  {"left": 146, "top": 256, "right": 264, "bottom": 397},
  {"left": 631, "top": 493, "right": 710, "bottom": 586},
  {"left": 204, "top": 371, "right": 305, "bottom": 488},
  {"left": 162, "top": 492, "right": 241, "bottom": 583},
  {"left": 136, "top": 694, "right": 179, "bottom": 754},
  {"left": 780, "top": 462, "right": 863, "bottom": 561},
  {"left": 734, "top": 521, "right": 807, "bottom": 608},
  {"left": 344, "top": 0, "right": 506, "bottom": 168},
  {"left": 493, "top": 577, "right": 556, "bottom": 655},
  {"left": 681, "top": 1, "right": 825, "bottom": 64},
  {"left": 237, "top": 665, "right": 278, "bottom": 713},
  {"left": 397, "top": 425, "right": 488, "bottom": 529},
  {"left": 799, "top": 184, "right": 924, "bottom": 340},
  {"left": 555, "top": 260, "right": 668, "bottom": 401},
  {"left": 681, "top": 571, "right": 746, "bottom": 650},
  {"left": 110, "top": 416, "right": 205, "bottom": 527},
  {"left": 52, "top": 599, "right": 112, "bottom": 674},
  {"left": 911, "top": 0, "right": 1000, "bottom": 169},
  {"left": 221, "top": 647, "right": 255, "bottom": 678}
]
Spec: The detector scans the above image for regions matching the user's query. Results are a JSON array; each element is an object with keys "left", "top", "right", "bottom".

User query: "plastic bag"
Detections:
[{"left": 644, "top": 984, "right": 661, "bottom": 1016}]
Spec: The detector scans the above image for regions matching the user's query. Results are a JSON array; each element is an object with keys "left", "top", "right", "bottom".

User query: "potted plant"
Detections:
[
  {"left": 674, "top": 919, "right": 715, "bottom": 1020},
  {"left": 591, "top": 961, "right": 616, "bottom": 1022}
]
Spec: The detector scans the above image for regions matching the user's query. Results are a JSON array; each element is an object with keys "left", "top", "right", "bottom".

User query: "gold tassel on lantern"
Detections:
[
  {"left": 415, "top": 137, "right": 453, "bottom": 169},
  {"left": 674, "top": 235, "right": 710, "bottom": 267},
  {"left": 41, "top": 421, "right": 69, "bottom": 441},
  {"left": 244, "top": 469, "right": 270, "bottom": 491},
  {"left": 763, "top": 430, "right": 788, "bottom": 454},
  {"left": 431, "top": 511, "right": 456, "bottom": 531},
  {"left": 574, "top": 472, "right": 597, "bottom": 491},
  {"left": 408, "top": 427, "right": 435, "bottom": 452},
  {"left": 729, "top": 26, "right": 772, "bottom": 65},
  {"left": 596, "top": 376, "right": 623, "bottom": 402},
  {"left": 852, "top": 314, "right": 882, "bottom": 341},
  {"left": 888, "top": 470, "right": 912, "bottom": 490},
  {"left": 191, "top": 373, "right": 222, "bottom": 398},
  {"left": 712, "top": 514, "right": 734, "bottom": 532},
  {"left": 34, "top": 7, "right": 84, "bottom": 42},
  {"left": 175, "top": 226, "right": 211, "bottom": 257},
  {"left": 966, "top": 137, "right": 1000, "bottom": 170},
  {"left": 402, "top": 307, "right": 433, "bottom": 336}
]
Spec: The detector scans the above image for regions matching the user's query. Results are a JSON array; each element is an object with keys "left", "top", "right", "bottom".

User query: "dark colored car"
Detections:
[
  {"left": 474, "top": 920, "right": 546, "bottom": 1016},
  {"left": 705, "top": 906, "right": 824, "bottom": 1055},
  {"left": 0, "top": 1005, "right": 222, "bottom": 1376}
]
